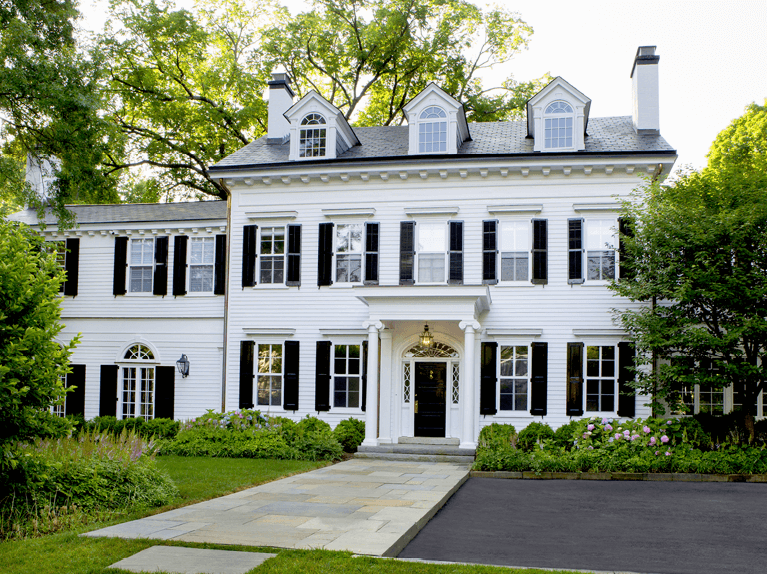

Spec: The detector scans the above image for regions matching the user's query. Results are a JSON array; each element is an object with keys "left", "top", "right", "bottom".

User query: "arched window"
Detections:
[
  {"left": 418, "top": 106, "right": 447, "bottom": 153},
  {"left": 122, "top": 343, "right": 155, "bottom": 420},
  {"left": 544, "top": 101, "right": 574, "bottom": 149},
  {"left": 299, "top": 113, "right": 327, "bottom": 158}
]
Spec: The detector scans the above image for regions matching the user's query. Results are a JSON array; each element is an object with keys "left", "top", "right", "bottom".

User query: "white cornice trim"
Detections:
[
  {"left": 404, "top": 206, "right": 460, "bottom": 216},
  {"left": 573, "top": 203, "right": 620, "bottom": 212},
  {"left": 245, "top": 211, "right": 298, "bottom": 221},
  {"left": 487, "top": 204, "right": 543, "bottom": 215},
  {"left": 485, "top": 328, "right": 543, "bottom": 337},
  {"left": 572, "top": 329, "right": 628, "bottom": 337},
  {"left": 242, "top": 328, "right": 296, "bottom": 336},
  {"left": 321, "top": 207, "right": 376, "bottom": 218}
]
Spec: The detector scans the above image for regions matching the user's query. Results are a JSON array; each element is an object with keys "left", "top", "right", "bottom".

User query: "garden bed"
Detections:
[{"left": 470, "top": 470, "right": 767, "bottom": 482}]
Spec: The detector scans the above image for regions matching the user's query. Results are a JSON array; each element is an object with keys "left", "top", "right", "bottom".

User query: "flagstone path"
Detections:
[{"left": 86, "top": 458, "right": 470, "bottom": 557}]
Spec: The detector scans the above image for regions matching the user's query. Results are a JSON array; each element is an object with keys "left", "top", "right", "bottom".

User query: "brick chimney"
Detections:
[
  {"left": 267, "top": 70, "right": 294, "bottom": 145},
  {"left": 631, "top": 46, "right": 660, "bottom": 135}
]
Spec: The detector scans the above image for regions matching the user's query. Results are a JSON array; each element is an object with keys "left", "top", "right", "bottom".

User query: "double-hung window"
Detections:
[
  {"left": 257, "top": 344, "right": 282, "bottom": 407},
  {"left": 418, "top": 106, "right": 447, "bottom": 153},
  {"left": 586, "top": 219, "right": 617, "bottom": 281},
  {"left": 586, "top": 345, "right": 616, "bottom": 412},
  {"left": 299, "top": 113, "right": 326, "bottom": 158},
  {"left": 544, "top": 101, "right": 574, "bottom": 149},
  {"left": 333, "top": 344, "right": 361, "bottom": 408},
  {"left": 500, "top": 221, "right": 529, "bottom": 282},
  {"left": 129, "top": 238, "right": 154, "bottom": 293},
  {"left": 499, "top": 345, "right": 529, "bottom": 411},
  {"left": 260, "top": 227, "right": 285, "bottom": 284},
  {"left": 189, "top": 237, "right": 215, "bottom": 292},
  {"left": 417, "top": 222, "right": 447, "bottom": 283},
  {"left": 335, "top": 224, "right": 363, "bottom": 283}
]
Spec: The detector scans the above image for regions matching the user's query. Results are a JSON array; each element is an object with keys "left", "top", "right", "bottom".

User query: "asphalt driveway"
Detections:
[{"left": 399, "top": 478, "right": 767, "bottom": 574}]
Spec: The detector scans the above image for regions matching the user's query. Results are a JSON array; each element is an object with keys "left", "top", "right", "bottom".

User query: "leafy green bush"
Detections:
[
  {"left": 296, "top": 416, "right": 332, "bottom": 435},
  {"left": 551, "top": 419, "right": 580, "bottom": 451},
  {"left": 517, "top": 422, "right": 554, "bottom": 452},
  {"left": 83, "top": 416, "right": 179, "bottom": 439},
  {"left": 478, "top": 423, "right": 516, "bottom": 448},
  {"left": 333, "top": 418, "right": 365, "bottom": 452}
]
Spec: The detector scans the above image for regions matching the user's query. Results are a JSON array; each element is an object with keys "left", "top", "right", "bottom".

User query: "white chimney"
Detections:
[
  {"left": 267, "top": 70, "right": 294, "bottom": 145},
  {"left": 631, "top": 46, "right": 660, "bottom": 135}
]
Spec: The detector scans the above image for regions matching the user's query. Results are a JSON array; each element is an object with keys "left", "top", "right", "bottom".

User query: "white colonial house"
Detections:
[{"left": 20, "top": 46, "right": 757, "bottom": 451}]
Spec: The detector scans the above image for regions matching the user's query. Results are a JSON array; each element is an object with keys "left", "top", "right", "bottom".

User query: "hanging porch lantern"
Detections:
[{"left": 419, "top": 323, "right": 434, "bottom": 347}]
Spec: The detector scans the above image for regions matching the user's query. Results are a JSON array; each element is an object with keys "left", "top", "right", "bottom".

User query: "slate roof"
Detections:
[
  {"left": 210, "top": 116, "right": 675, "bottom": 172},
  {"left": 8, "top": 201, "right": 227, "bottom": 226}
]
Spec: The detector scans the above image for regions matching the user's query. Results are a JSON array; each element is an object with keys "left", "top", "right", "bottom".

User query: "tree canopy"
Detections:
[{"left": 613, "top": 102, "right": 767, "bottom": 438}]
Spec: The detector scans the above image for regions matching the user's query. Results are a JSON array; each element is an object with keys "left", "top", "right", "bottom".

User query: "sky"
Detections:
[{"left": 80, "top": 0, "right": 767, "bottom": 173}]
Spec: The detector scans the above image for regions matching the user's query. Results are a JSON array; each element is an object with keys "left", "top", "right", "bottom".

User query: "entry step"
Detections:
[
  {"left": 357, "top": 444, "right": 474, "bottom": 457},
  {"left": 399, "top": 437, "right": 460, "bottom": 446}
]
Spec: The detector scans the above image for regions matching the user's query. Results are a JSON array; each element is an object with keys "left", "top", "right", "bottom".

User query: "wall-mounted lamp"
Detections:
[
  {"left": 176, "top": 354, "right": 190, "bottom": 378},
  {"left": 419, "top": 323, "right": 434, "bottom": 347}
]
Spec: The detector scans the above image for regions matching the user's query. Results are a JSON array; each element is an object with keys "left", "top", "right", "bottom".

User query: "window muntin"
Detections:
[
  {"left": 499, "top": 345, "right": 529, "bottom": 411},
  {"left": 544, "top": 101, "right": 573, "bottom": 149},
  {"left": 586, "top": 219, "right": 617, "bottom": 281},
  {"left": 121, "top": 343, "right": 156, "bottom": 420},
  {"left": 333, "top": 344, "right": 361, "bottom": 408},
  {"left": 189, "top": 236, "right": 215, "bottom": 292},
  {"left": 260, "top": 227, "right": 285, "bottom": 284},
  {"left": 418, "top": 106, "right": 447, "bottom": 153},
  {"left": 299, "top": 113, "right": 327, "bottom": 158},
  {"left": 335, "top": 224, "right": 363, "bottom": 283},
  {"left": 417, "top": 222, "right": 446, "bottom": 283},
  {"left": 129, "top": 238, "right": 154, "bottom": 293},
  {"left": 499, "top": 221, "right": 530, "bottom": 282},
  {"left": 257, "top": 344, "right": 282, "bottom": 407},
  {"left": 586, "top": 345, "right": 615, "bottom": 412}
]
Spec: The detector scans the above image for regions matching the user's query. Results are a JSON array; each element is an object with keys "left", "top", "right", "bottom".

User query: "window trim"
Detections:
[
  {"left": 418, "top": 106, "right": 448, "bottom": 154},
  {"left": 497, "top": 220, "right": 532, "bottom": 285},
  {"left": 333, "top": 222, "right": 364, "bottom": 285},
  {"left": 299, "top": 113, "right": 327, "bottom": 158},
  {"left": 415, "top": 220, "right": 449, "bottom": 285},
  {"left": 186, "top": 236, "right": 217, "bottom": 295},
  {"left": 255, "top": 342, "right": 284, "bottom": 410},
  {"left": 584, "top": 344, "right": 617, "bottom": 414},
  {"left": 127, "top": 237, "right": 156, "bottom": 295},
  {"left": 498, "top": 343, "right": 531, "bottom": 413},
  {"left": 257, "top": 225, "right": 287, "bottom": 286},
  {"left": 117, "top": 343, "right": 158, "bottom": 420},
  {"left": 543, "top": 100, "right": 575, "bottom": 150},
  {"left": 331, "top": 342, "right": 363, "bottom": 411}
]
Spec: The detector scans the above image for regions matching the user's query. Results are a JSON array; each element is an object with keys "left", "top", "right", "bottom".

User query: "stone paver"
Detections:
[
  {"left": 108, "top": 546, "right": 275, "bottom": 574},
  {"left": 86, "top": 459, "right": 469, "bottom": 557}
]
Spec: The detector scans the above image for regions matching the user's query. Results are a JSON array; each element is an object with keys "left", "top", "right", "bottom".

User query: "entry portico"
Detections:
[{"left": 357, "top": 286, "right": 491, "bottom": 450}]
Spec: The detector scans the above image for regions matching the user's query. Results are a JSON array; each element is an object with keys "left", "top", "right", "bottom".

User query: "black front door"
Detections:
[{"left": 414, "top": 362, "right": 447, "bottom": 437}]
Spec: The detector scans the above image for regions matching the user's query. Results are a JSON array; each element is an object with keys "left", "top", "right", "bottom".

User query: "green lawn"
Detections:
[{"left": 1, "top": 456, "right": 590, "bottom": 574}]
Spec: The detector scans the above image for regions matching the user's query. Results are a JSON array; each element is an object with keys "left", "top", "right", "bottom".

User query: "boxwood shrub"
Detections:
[{"left": 333, "top": 418, "right": 365, "bottom": 452}]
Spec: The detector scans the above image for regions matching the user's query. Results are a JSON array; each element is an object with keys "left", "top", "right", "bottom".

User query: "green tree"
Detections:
[
  {"left": 99, "top": 0, "right": 549, "bottom": 200},
  {"left": 0, "top": 221, "right": 79, "bottom": 463},
  {"left": 613, "top": 102, "right": 767, "bottom": 440}
]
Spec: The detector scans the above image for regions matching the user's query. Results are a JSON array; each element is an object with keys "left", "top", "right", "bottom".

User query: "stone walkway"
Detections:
[{"left": 86, "top": 459, "right": 470, "bottom": 557}]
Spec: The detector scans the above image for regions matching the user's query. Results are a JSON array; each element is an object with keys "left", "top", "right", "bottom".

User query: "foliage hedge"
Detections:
[
  {"left": 159, "top": 410, "right": 344, "bottom": 461},
  {"left": 474, "top": 417, "right": 767, "bottom": 475},
  {"left": 333, "top": 418, "right": 365, "bottom": 452}
]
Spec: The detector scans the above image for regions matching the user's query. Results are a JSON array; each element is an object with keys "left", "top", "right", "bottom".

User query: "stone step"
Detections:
[
  {"left": 357, "top": 444, "right": 475, "bottom": 457},
  {"left": 398, "top": 437, "right": 460, "bottom": 446},
  {"left": 354, "top": 451, "right": 475, "bottom": 465}
]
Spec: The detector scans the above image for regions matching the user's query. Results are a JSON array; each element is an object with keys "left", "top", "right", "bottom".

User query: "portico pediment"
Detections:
[{"left": 354, "top": 285, "right": 490, "bottom": 323}]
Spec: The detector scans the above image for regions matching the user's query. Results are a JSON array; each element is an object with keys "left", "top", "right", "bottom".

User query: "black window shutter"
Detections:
[
  {"left": 239, "top": 341, "right": 255, "bottom": 409},
  {"left": 361, "top": 340, "right": 368, "bottom": 411},
  {"left": 173, "top": 235, "right": 188, "bottom": 296},
  {"left": 286, "top": 225, "right": 302, "bottom": 286},
  {"left": 568, "top": 219, "right": 584, "bottom": 284},
  {"left": 399, "top": 221, "right": 415, "bottom": 285},
  {"left": 99, "top": 365, "right": 118, "bottom": 417},
  {"left": 153, "top": 236, "right": 168, "bottom": 296},
  {"left": 482, "top": 220, "right": 498, "bottom": 284},
  {"left": 618, "top": 217, "right": 634, "bottom": 281},
  {"left": 531, "top": 219, "right": 548, "bottom": 285},
  {"left": 364, "top": 223, "right": 379, "bottom": 285},
  {"left": 65, "top": 364, "right": 86, "bottom": 416},
  {"left": 566, "top": 342, "right": 584, "bottom": 416},
  {"left": 529, "top": 343, "right": 548, "bottom": 416},
  {"left": 155, "top": 366, "right": 175, "bottom": 419},
  {"left": 448, "top": 221, "right": 464, "bottom": 285},
  {"left": 242, "top": 225, "right": 257, "bottom": 287},
  {"left": 480, "top": 342, "right": 498, "bottom": 415},
  {"left": 64, "top": 238, "right": 79, "bottom": 297},
  {"left": 617, "top": 342, "right": 636, "bottom": 417},
  {"left": 113, "top": 237, "right": 128, "bottom": 296},
  {"left": 214, "top": 234, "right": 227, "bottom": 295},
  {"left": 283, "top": 340, "right": 300, "bottom": 411},
  {"left": 315, "top": 341, "right": 331, "bottom": 411},
  {"left": 318, "top": 222, "right": 334, "bottom": 286}
]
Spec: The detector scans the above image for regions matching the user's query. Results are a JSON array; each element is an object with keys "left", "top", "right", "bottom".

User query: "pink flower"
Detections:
[
  {"left": 661, "top": 435, "right": 669, "bottom": 444},
  {"left": 665, "top": 451, "right": 671, "bottom": 456},
  {"left": 588, "top": 446, "right": 593, "bottom": 450},
  {"left": 605, "top": 424, "right": 613, "bottom": 431},
  {"left": 602, "top": 418, "right": 609, "bottom": 424},
  {"left": 649, "top": 437, "right": 656, "bottom": 446},
  {"left": 583, "top": 433, "right": 589, "bottom": 439},
  {"left": 655, "top": 451, "right": 659, "bottom": 456},
  {"left": 623, "top": 430, "right": 630, "bottom": 437},
  {"left": 615, "top": 433, "right": 622, "bottom": 440},
  {"left": 643, "top": 426, "right": 651, "bottom": 434},
  {"left": 587, "top": 424, "right": 595, "bottom": 431},
  {"left": 631, "top": 434, "right": 640, "bottom": 441}
]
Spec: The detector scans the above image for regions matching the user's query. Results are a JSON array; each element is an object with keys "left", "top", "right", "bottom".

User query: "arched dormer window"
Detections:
[
  {"left": 544, "top": 101, "right": 574, "bottom": 149},
  {"left": 418, "top": 106, "right": 447, "bottom": 153},
  {"left": 299, "top": 113, "right": 327, "bottom": 157}
]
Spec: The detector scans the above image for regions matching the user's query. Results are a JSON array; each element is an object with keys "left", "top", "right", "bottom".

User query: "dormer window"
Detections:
[
  {"left": 544, "top": 101, "right": 574, "bottom": 149},
  {"left": 419, "top": 106, "right": 447, "bottom": 153},
  {"left": 299, "top": 113, "right": 327, "bottom": 157}
]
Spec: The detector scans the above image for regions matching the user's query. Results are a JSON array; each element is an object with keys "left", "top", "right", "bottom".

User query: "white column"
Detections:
[
  {"left": 459, "top": 320, "right": 480, "bottom": 449},
  {"left": 362, "top": 321, "right": 383, "bottom": 447},
  {"left": 378, "top": 330, "right": 393, "bottom": 444}
]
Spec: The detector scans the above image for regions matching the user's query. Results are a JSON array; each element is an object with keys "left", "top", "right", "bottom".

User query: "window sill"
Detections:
[
  {"left": 329, "top": 283, "right": 360, "bottom": 289},
  {"left": 331, "top": 407, "right": 364, "bottom": 414},
  {"left": 125, "top": 292, "right": 157, "bottom": 297},
  {"left": 252, "top": 284, "right": 290, "bottom": 290},
  {"left": 184, "top": 291, "right": 217, "bottom": 297},
  {"left": 575, "top": 282, "right": 613, "bottom": 287},
  {"left": 494, "top": 283, "right": 537, "bottom": 288}
]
